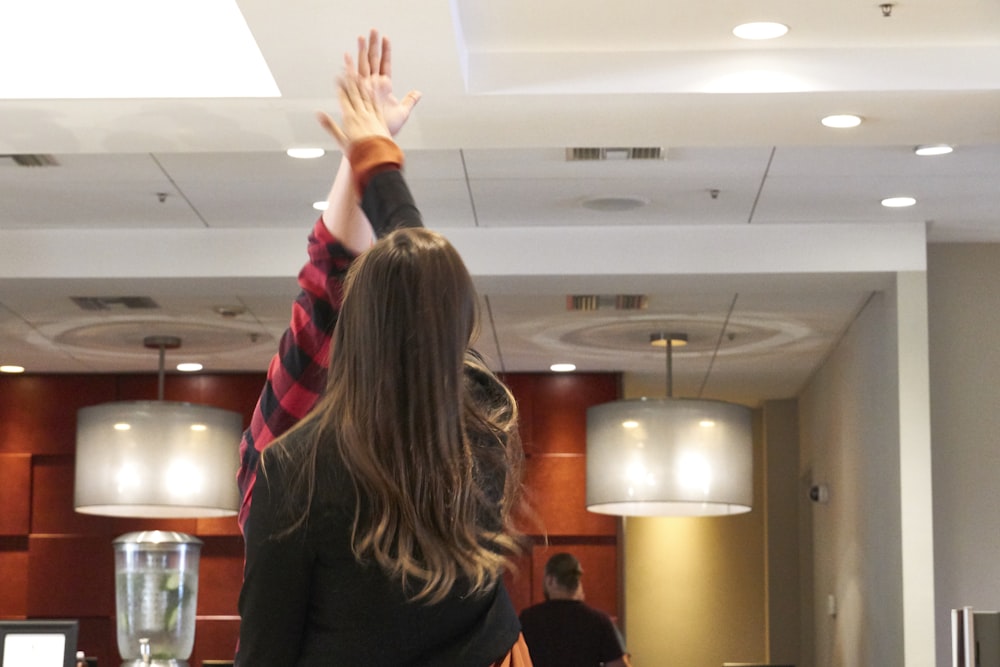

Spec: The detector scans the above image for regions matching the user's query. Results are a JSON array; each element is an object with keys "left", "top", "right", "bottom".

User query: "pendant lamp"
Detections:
[
  {"left": 74, "top": 336, "right": 242, "bottom": 518},
  {"left": 586, "top": 333, "right": 753, "bottom": 517}
]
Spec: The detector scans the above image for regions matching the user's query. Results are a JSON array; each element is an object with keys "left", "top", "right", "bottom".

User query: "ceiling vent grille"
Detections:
[
  {"left": 71, "top": 296, "right": 160, "bottom": 311},
  {"left": 615, "top": 294, "right": 648, "bottom": 310},
  {"left": 567, "top": 294, "right": 649, "bottom": 311},
  {"left": 566, "top": 147, "right": 663, "bottom": 161},
  {"left": 0, "top": 154, "right": 60, "bottom": 167}
]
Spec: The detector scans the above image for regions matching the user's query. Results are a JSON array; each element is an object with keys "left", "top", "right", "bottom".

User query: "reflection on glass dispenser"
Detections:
[{"left": 113, "top": 531, "right": 202, "bottom": 667}]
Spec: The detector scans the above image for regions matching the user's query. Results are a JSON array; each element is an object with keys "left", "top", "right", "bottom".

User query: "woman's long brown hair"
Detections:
[{"left": 267, "top": 227, "right": 524, "bottom": 603}]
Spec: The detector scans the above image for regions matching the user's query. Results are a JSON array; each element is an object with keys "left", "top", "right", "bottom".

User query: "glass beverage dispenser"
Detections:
[{"left": 113, "top": 531, "right": 202, "bottom": 667}]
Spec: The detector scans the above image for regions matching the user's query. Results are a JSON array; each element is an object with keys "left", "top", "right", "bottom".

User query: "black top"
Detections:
[
  {"left": 236, "top": 167, "right": 521, "bottom": 666},
  {"left": 519, "top": 599, "right": 626, "bottom": 667},
  {"left": 236, "top": 419, "right": 521, "bottom": 666}
]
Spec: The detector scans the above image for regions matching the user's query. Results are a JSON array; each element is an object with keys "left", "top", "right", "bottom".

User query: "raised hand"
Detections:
[
  {"left": 318, "top": 72, "right": 390, "bottom": 151},
  {"left": 317, "top": 29, "right": 421, "bottom": 146},
  {"left": 355, "top": 29, "right": 421, "bottom": 136}
]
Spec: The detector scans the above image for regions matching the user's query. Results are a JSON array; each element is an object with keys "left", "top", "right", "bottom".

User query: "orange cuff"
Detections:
[{"left": 348, "top": 136, "right": 404, "bottom": 196}]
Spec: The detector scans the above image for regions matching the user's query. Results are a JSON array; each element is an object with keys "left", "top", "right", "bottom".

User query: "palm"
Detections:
[{"left": 371, "top": 74, "right": 415, "bottom": 137}]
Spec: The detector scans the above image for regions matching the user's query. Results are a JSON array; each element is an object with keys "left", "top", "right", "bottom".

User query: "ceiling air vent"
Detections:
[
  {"left": 567, "top": 295, "right": 649, "bottom": 311},
  {"left": 0, "top": 154, "right": 60, "bottom": 167},
  {"left": 71, "top": 296, "right": 160, "bottom": 311},
  {"left": 567, "top": 295, "right": 602, "bottom": 311},
  {"left": 566, "top": 147, "right": 663, "bottom": 161},
  {"left": 615, "top": 294, "right": 648, "bottom": 310}
]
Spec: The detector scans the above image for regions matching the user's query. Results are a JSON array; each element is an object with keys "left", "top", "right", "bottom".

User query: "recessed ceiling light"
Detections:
[
  {"left": 0, "top": 365, "right": 26, "bottom": 374},
  {"left": 732, "top": 22, "right": 789, "bottom": 40},
  {"left": 821, "top": 114, "right": 863, "bottom": 129},
  {"left": 177, "top": 362, "right": 204, "bottom": 372},
  {"left": 914, "top": 144, "right": 953, "bottom": 156},
  {"left": 550, "top": 363, "right": 577, "bottom": 372},
  {"left": 882, "top": 196, "right": 917, "bottom": 208},
  {"left": 313, "top": 201, "right": 329, "bottom": 211},
  {"left": 286, "top": 148, "right": 326, "bottom": 159}
]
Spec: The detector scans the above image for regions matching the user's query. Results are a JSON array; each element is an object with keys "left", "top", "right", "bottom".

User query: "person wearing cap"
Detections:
[{"left": 519, "top": 553, "right": 632, "bottom": 667}]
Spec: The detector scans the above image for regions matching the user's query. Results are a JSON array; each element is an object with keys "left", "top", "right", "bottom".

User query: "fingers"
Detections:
[
  {"left": 356, "top": 34, "right": 370, "bottom": 77},
  {"left": 380, "top": 36, "right": 392, "bottom": 78},
  {"left": 316, "top": 111, "right": 348, "bottom": 149},
  {"left": 366, "top": 29, "right": 380, "bottom": 78},
  {"left": 400, "top": 90, "right": 422, "bottom": 114},
  {"left": 338, "top": 74, "right": 370, "bottom": 115},
  {"left": 352, "top": 30, "right": 392, "bottom": 80},
  {"left": 343, "top": 52, "right": 355, "bottom": 77}
]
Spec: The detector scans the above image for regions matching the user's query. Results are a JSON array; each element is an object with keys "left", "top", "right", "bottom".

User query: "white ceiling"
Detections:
[{"left": 1, "top": 0, "right": 998, "bottom": 406}]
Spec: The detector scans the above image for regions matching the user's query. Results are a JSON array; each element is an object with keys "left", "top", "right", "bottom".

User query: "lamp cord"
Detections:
[
  {"left": 666, "top": 339, "right": 674, "bottom": 398},
  {"left": 156, "top": 344, "right": 166, "bottom": 401}
]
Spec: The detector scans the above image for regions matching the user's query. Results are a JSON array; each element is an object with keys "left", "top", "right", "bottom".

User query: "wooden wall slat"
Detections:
[
  {"left": 76, "top": 616, "right": 115, "bottom": 666},
  {"left": 0, "top": 454, "right": 31, "bottom": 535},
  {"left": 521, "top": 455, "right": 619, "bottom": 536},
  {"left": 0, "top": 375, "right": 117, "bottom": 455},
  {"left": 197, "top": 537, "right": 244, "bottom": 617},
  {"left": 27, "top": 535, "right": 115, "bottom": 617},
  {"left": 529, "top": 373, "right": 619, "bottom": 455},
  {"left": 0, "top": 538, "right": 29, "bottom": 616},
  {"left": 197, "top": 515, "right": 241, "bottom": 537},
  {"left": 191, "top": 617, "right": 240, "bottom": 666}
]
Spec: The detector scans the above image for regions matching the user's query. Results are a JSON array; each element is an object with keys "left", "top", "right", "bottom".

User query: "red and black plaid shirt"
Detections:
[
  {"left": 236, "top": 161, "right": 423, "bottom": 534},
  {"left": 236, "top": 218, "right": 356, "bottom": 532}
]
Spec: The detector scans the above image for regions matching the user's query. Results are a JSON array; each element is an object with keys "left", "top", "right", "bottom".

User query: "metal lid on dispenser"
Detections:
[{"left": 113, "top": 531, "right": 203, "bottom": 549}]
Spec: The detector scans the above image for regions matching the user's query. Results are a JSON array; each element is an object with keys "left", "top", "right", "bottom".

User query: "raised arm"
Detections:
[{"left": 236, "top": 30, "right": 419, "bottom": 533}]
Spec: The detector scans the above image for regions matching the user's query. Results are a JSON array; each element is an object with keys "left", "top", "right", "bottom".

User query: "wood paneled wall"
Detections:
[{"left": 0, "top": 370, "right": 619, "bottom": 666}]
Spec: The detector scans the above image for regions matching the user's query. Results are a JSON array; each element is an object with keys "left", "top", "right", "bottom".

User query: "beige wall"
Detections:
[
  {"left": 763, "top": 399, "right": 805, "bottom": 665},
  {"left": 622, "top": 400, "right": 805, "bottom": 666},
  {"left": 799, "top": 289, "right": 905, "bottom": 666},
  {"left": 797, "top": 273, "right": 936, "bottom": 667},
  {"left": 928, "top": 244, "right": 1000, "bottom": 667},
  {"left": 623, "top": 511, "right": 767, "bottom": 666}
]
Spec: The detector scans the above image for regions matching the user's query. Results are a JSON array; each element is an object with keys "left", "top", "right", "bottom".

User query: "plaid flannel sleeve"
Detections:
[{"left": 236, "top": 218, "right": 356, "bottom": 533}]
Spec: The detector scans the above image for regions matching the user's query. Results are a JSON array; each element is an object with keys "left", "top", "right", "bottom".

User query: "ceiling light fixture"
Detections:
[
  {"left": 176, "top": 362, "right": 204, "bottom": 372},
  {"left": 286, "top": 148, "right": 326, "bottom": 159},
  {"left": 821, "top": 114, "right": 863, "bottom": 129},
  {"left": 550, "top": 363, "right": 577, "bottom": 373},
  {"left": 732, "top": 22, "right": 789, "bottom": 40},
  {"left": 915, "top": 144, "right": 954, "bottom": 156},
  {"left": 0, "top": 364, "right": 26, "bottom": 374},
  {"left": 74, "top": 335, "right": 242, "bottom": 518},
  {"left": 585, "top": 333, "right": 753, "bottom": 517},
  {"left": 882, "top": 196, "right": 917, "bottom": 208}
]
